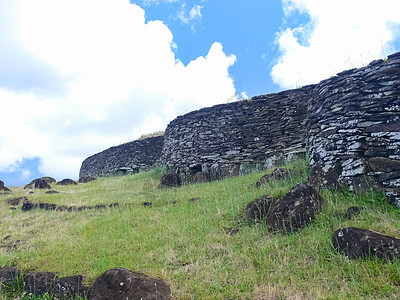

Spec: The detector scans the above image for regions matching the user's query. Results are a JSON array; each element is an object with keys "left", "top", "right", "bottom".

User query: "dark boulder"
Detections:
[
  {"left": 0, "top": 180, "right": 11, "bottom": 193},
  {"left": 24, "top": 178, "right": 51, "bottom": 189},
  {"left": 34, "top": 179, "right": 51, "bottom": 189},
  {"left": 57, "top": 179, "right": 78, "bottom": 186},
  {"left": 22, "top": 202, "right": 36, "bottom": 211},
  {"left": 6, "top": 197, "right": 28, "bottom": 206},
  {"left": 332, "top": 227, "right": 400, "bottom": 262},
  {"left": 90, "top": 267, "right": 171, "bottom": 300},
  {"left": 41, "top": 177, "right": 57, "bottom": 184},
  {"left": 160, "top": 173, "right": 181, "bottom": 189},
  {"left": 0, "top": 266, "right": 21, "bottom": 287},
  {"left": 57, "top": 205, "right": 69, "bottom": 212},
  {"left": 256, "top": 168, "right": 291, "bottom": 188},
  {"left": 25, "top": 271, "right": 58, "bottom": 296},
  {"left": 78, "top": 176, "right": 96, "bottom": 183},
  {"left": 245, "top": 195, "right": 277, "bottom": 223},
  {"left": 267, "top": 183, "right": 324, "bottom": 233}
]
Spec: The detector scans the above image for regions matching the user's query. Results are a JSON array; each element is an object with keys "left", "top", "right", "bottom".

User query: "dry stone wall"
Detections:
[
  {"left": 307, "top": 52, "right": 400, "bottom": 204},
  {"left": 160, "top": 87, "right": 313, "bottom": 183},
  {"left": 79, "top": 136, "right": 164, "bottom": 178}
]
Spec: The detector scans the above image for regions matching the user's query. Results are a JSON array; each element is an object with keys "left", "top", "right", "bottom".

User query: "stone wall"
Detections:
[
  {"left": 160, "top": 86, "right": 314, "bottom": 183},
  {"left": 79, "top": 136, "right": 164, "bottom": 178},
  {"left": 307, "top": 52, "right": 400, "bottom": 204}
]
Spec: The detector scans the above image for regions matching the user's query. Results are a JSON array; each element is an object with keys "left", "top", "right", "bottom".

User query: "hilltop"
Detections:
[{"left": 2, "top": 158, "right": 400, "bottom": 299}]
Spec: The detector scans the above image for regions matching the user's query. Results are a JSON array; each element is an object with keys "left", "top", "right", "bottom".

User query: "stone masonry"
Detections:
[
  {"left": 160, "top": 86, "right": 314, "bottom": 183},
  {"left": 307, "top": 52, "right": 400, "bottom": 204},
  {"left": 79, "top": 136, "right": 164, "bottom": 178}
]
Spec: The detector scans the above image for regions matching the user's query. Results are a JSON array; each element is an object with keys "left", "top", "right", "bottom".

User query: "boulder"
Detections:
[
  {"left": 6, "top": 197, "right": 28, "bottom": 206},
  {"left": 24, "top": 178, "right": 51, "bottom": 189},
  {"left": 34, "top": 179, "right": 51, "bottom": 189},
  {"left": 90, "top": 267, "right": 171, "bottom": 300},
  {"left": 245, "top": 195, "right": 277, "bottom": 223},
  {"left": 25, "top": 271, "right": 58, "bottom": 296},
  {"left": 256, "top": 168, "right": 291, "bottom": 188},
  {"left": 22, "top": 202, "right": 36, "bottom": 211},
  {"left": 0, "top": 266, "right": 20, "bottom": 288},
  {"left": 0, "top": 180, "right": 11, "bottom": 193},
  {"left": 332, "top": 227, "right": 400, "bottom": 262},
  {"left": 57, "top": 179, "right": 78, "bottom": 186},
  {"left": 267, "top": 183, "right": 324, "bottom": 233},
  {"left": 160, "top": 173, "right": 181, "bottom": 189},
  {"left": 41, "top": 177, "right": 57, "bottom": 184},
  {"left": 78, "top": 176, "right": 96, "bottom": 183}
]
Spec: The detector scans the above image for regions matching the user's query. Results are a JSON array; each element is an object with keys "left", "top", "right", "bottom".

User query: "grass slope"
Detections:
[{"left": 1, "top": 159, "right": 400, "bottom": 299}]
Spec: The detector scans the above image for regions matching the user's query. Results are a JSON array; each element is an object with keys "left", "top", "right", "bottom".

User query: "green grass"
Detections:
[{"left": 1, "top": 158, "right": 400, "bottom": 299}]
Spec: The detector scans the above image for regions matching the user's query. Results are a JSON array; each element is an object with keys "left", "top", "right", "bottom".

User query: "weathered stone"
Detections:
[
  {"left": 57, "top": 205, "right": 69, "bottom": 212},
  {"left": 0, "top": 180, "right": 11, "bottom": 193},
  {"left": 256, "top": 168, "right": 292, "bottom": 187},
  {"left": 56, "top": 179, "right": 78, "bottom": 186},
  {"left": 0, "top": 266, "right": 20, "bottom": 288},
  {"left": 78, "top": 176, "right": 96, "bottom": 183},
  {"left": 368, "top": 157, "right": 400, "bottom": 172},
  {"left": 34, "top": 179, "right": 51, "bottom": 189},
  {"left": 160, "top": 173, "right": 181, "bottom": 188},
  {"left": 245, "top": 195, "right": 277, "bottom": 223},
  {"left": 6, "top": 197, "right": 27, "bottom": 206},
  {"left": 41, "top": 177, "right": 57, "bottom": 184},
  {"left": 332, "top": 227, "right": 400, "bottom": 262},
  {"left": 25, "top": 271, "right": 58, "bottom": 296},
  {"left": 21, "top": 202, "right": 35, "bottom": 211},
  {"left": 79, "top": 136, "right": 164, "bottom": 178},
  {"left": 267, "top": 183, "right": 324, "bottom": 233},
  {"left": 90, "top": 267, "right": 171, "bottom": 300}
]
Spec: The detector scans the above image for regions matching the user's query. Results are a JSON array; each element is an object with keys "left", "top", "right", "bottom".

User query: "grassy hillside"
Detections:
[{"left": 1, "top": 159, "right": 400, "bottom": 299}]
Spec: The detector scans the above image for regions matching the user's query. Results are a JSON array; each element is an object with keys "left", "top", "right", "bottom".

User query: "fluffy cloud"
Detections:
[
  {"left": 0, "top": 0, "right": 236, "bottom": 181},
  {"left": 271, "top": 0, "right": 400, "bottom": 89}
]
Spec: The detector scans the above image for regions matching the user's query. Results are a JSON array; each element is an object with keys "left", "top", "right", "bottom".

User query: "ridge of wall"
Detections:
[
  {"left": 160, "top": 86, "right": 314, "bottom": 183},
  {"left": 79, "top": 136, "right": 164, "bottom": 178},
  {"left": 307, "top": 52, "right": 400, "bottom": 203}
]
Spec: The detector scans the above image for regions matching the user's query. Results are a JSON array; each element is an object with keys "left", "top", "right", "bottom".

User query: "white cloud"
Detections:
[
  {"left": 177, "top": 4, "right": 203, "bottom": 32},
  {"left": 0, "top": 0, "right": 236, "bottom": 181},
  {"left": 271, "top": 0, "right": 400, "bottom": 89}
]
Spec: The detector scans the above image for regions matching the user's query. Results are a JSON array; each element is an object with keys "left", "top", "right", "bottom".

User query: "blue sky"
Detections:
[{"left": 1, "top": 0, "right": 400, "bottom": 187}]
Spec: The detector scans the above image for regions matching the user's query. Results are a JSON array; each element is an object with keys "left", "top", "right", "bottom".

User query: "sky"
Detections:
[{"left": 0, "top": 0, "right": 400, "bottom": 187}]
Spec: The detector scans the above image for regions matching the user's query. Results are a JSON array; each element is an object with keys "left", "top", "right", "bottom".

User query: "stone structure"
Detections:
[
  {"left": 81, "top": 52, "right": 399, "bottom": 204},
  {"left": 161, "top": 86, "right": 313, "bottom": 183},
  {"left": 79, "top": 136, "right": 164, "bottom": 178},
  {"left": 307, "top": 52, "right": 400, "bottom": 204}
]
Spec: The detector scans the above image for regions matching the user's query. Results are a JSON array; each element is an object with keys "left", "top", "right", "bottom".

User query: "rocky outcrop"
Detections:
[
  {"left": 307, "top": 52, "right": 400, "bottom": 204},
  {"left": 246, "top": 183, "right": 324, "bottom": 233},
  {"left": 56, "top": 179, "right": 78, "bottom": 186},
  {"left": 79, "top": 136, "right": 164, "bottom": 178},
  {"left": 332, "top": 227, "right": 400, "bottom": 262},
  {"left": 160, "top": 87, "right": 312, "bottom": 184},
  {"left": 90, "top": 268, "right": 171, "bottom": 300},
  {"left": 0, "top": 180, "right": 11, "bottom": 193}
]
